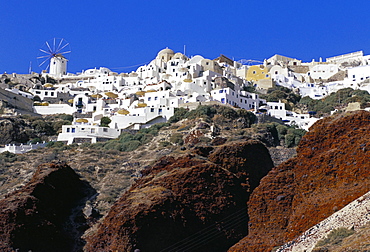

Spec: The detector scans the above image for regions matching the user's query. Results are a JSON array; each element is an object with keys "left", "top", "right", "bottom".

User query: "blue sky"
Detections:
[{"left": 1, "top": 0, "right": 370, "bottom": 74}]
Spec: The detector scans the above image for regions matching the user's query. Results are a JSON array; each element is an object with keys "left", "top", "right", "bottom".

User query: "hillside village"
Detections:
[
  {"left": 2, "top": 48, "right": 370, "bottom": 148},
  {"left": 1, "top": 49, "right": 370, "bottom": 251}
]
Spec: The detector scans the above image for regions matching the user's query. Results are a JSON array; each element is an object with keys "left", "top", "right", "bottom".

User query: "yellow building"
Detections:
[
  {"left": 246, "top": 65, "right": 274, "bottom": 89},
  {"left": 246, "top": 65, "right": 271, "bottom": 82}
]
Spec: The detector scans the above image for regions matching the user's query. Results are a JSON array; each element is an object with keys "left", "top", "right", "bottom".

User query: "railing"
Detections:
[{"left": 0, "top": 141, "right": 47, "bottom": 154}]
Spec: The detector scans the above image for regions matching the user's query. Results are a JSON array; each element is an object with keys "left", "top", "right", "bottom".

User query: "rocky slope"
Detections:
[
  {"left": 277, "top": 190, "right": 370, "bottom": 251},
  {"left": 229, "top": 110, "right": 370, "bottom": 251},
  {"left": 0, "top": 162, "right": 95, "bottom": 252},
  {"left": 84, "top": 140, "right": 274, "bottom": 252}
]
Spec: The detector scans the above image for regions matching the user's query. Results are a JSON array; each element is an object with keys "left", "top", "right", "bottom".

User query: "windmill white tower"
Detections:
[{"left": 37, "top": 38, "right": 71, "bottom": 77}]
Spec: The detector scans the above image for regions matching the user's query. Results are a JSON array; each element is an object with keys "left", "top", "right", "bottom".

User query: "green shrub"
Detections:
[
  {"left": 46, "top": 141, "right": 65, "bottom": 148},
  {"left": 186, "top": 105, "right": 217, "bottom": 120},
  {"left": 121, "top": 140, "right": 141, "bottom": 152},
  {"left": 103, "top": 140, "right": 121, "bottom": 151},
  {"left": 219, "top": 106, "right": 238, "bottom": 119},
  {"left": 0, "top": 151, "right": 18, "bottom": 163},
  {"left": 284, "top": 134, "right": 296, "bottom": 148},
  {"left": 80, "top": 142, "right": 91, "bottom": 149},
  {"left": 159, "top": 141, "right": 172, "bottom": 147},
  {"left": 237, "top": 109, "right": 256, "bottom": 127},
  {"left": 315, "top": 227, "right": 355, "bottom": 247},
  {"left": 139, "top": 122, "right": 169, "bottom": 136},
  {"left": 31, "top": 119, "right": 55, "bottom": 135},
  {"left": 169, "top": 133, "right": 184, "bottom": 145},
  {"left": 255, "top": 122, "right": 306, "bottom": 147},
  {"left": 168, "top": 107, "right": 188, "bottom": 123},
  {"left": 198, "top": 136, "right": 211, "bottom": 143},
  {"left": 100, "top": 116, "right": 111, "bottom": 127},
  {"left": 58, "top": 114, "right": 73, "bottom": 122}
]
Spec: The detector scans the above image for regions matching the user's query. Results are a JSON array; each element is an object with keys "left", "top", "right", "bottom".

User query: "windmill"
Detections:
[{"left": 37, "top": 38, "right": 71, "bottom": 76}]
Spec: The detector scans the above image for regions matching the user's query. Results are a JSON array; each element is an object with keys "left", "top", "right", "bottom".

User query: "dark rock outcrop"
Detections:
[
  {"left": 0, "top": 118, "right": 35, "bottom": 144},
  {"left": 229, "top": 111, "right": 370, "bottom": 251},
  {"left": 0, "top": 162, "right": 95, "bottom": 252},
  {"left": 85, "top": 140, "right": 274, "bottom": 252}
]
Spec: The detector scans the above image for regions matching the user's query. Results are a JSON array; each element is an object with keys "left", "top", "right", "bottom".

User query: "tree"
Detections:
[{"left": 100, "top": 117, "right": 111, "bottom": 127}]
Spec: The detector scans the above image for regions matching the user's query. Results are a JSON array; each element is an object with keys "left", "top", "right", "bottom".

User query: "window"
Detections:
[
  {"left": 150, "top": 108, "right": 154, "bottom": 112},
  {"left": 71, "top": 128, "right": 75, "bottom": 133},
  {"left": 66, "top": 128, "right": 70, "bottom": 133},
  {"left": 219, "top": 90, "right": 223, "bottom": 93},
  {"left": 91, "top": 129, "right": 95, "bottom": 133},
  {"left": 103, "top": 128, "right": 108, "bottom": 132},
  {"left": 221, "top": 98, "right": 225, "bottom": 103},
  {"left": 148, "top": 97, "right": 151, "bottom": 101}
]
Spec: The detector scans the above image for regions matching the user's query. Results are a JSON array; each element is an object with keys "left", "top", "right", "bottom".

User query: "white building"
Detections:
[
  {"left": 266, "top": 101, "right": 318, "bottom": 130},
  {"left": 345, "top": 65, "right": 370, "bottom": 86},
  {"left": 307, "top": 64, "right": 339, "bottom": 80},
  {"left": 297, "top": 83, "right": 329, "bottom": 99},
  {"left": 57, "top": 123, "right": 120, "bottom": 144}
]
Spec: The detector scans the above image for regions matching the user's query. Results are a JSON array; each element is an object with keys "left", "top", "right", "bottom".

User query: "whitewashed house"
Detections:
[
  {"left": 266, "top": 101, "right": 318, "bottom": 130},
  {"left": 57, "top": 122, "right": 120, "bottom": 144}
]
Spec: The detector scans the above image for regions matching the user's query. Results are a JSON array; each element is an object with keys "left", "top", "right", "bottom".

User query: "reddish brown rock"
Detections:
[
  {"left": 229, "top": 111, "right": 370, "bottom": 252},
  {"left": 0, "top": 162, "right": 95, "bottom": 252},
  {"left": 85, "top": 140, "right": 273, "bottom": 252}
]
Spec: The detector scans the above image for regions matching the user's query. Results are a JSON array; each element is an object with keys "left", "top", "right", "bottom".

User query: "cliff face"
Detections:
[
  {"left": 85, "top": 140, "right": 274, "bottom": 252},
  {"left": 0, "top": 162, "right": 95, "bottom": 252},
  {"left": 229, "top": 111, "right": 370, "bottom": 251}
]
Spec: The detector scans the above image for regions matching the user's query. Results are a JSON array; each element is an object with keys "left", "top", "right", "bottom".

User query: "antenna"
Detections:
[
  {"left": 184, "top": 45, "right": 186, "bottom": 56},
  {"left": 29, "top": 61, "right": 32, "bottom": 74}
]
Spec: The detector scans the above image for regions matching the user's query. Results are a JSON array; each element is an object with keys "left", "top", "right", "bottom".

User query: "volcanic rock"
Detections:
[
  {"left": 229, "top": 111, "right": 370, "bottom": 251},
  {"left": 0, "top": 162, "right": 95, "bottom": 252},
  {"left": 84, "top": 140, "right": 274, "bottom": 252}
]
